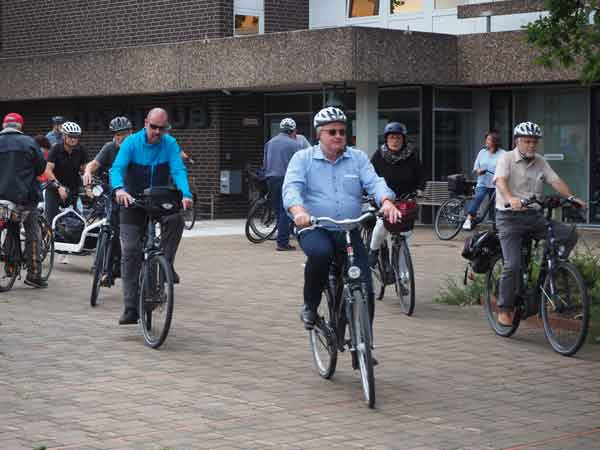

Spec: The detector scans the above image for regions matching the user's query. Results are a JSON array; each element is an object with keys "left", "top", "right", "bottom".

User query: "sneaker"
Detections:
[
  {"left": 172, "top": 271, "right": 180, "bottom": 284},
  {"left": 462, "top": 217, "right": 473, "bottom": 231},
  {"left": 118, "top": 310, "right": 139, "bottom": 325},
  {"left": 24, "top": 274, "right": 48, "bottom": 289},
  {"left": 300, "top": 305, "right": 317, "bottom": 330},
  {"left": 368, "top": 249, "right": 379, "bottom": 268},
  {"left": 276, "top": 244, "right": 296, "bottom": 251}
]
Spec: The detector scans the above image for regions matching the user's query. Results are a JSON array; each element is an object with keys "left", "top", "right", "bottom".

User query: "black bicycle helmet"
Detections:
[
  {"left": 52, "top": 116, "right": 66, "bottom": 124},
  {"left": 109, "top": 116, "right": 133, "bottom": 133},
  {"left": 383, "top": 122, "right": 407, "bottom": 139}
]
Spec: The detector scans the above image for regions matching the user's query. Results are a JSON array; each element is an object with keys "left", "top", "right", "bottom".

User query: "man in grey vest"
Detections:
[{"left": 263, "top": 118, "right": 302, "bottom": 251}]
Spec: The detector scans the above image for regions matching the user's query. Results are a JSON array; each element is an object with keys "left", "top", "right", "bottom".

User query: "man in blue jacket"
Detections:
[{"left": 110, "top": 108, "right": 193, "bottom": 325}]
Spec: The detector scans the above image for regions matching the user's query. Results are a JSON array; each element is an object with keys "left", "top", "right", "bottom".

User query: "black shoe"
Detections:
[
  {"left": 24, "top": 275, "right": 47, "bottom": 289},
  {"left": 277, "top": 244, "right": 296, "bottom": 251},
  {"left": 300, "top": 305, "right": 317, "bottom": 330},
  {"left": 372, "top": 357, "right": 379, "bottom": 367},
  {"left": 172, "top": 271, "right": 180, "bottom": 284},
  {"left": 118, "top": 310, "right": 139, "bottom": 325},
  {"left": 368, "top": 249, "right": 379, "bottom": 268}
]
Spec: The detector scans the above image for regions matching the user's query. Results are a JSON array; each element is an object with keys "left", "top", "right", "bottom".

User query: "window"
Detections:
[
  {"left": 434, "top": 0, "right": 458, "bottom": 9},
  {"left": 235, "top": 14, "right": 259, "bottom": 36},
  {"left": 390, "top": 0, "right": 423, "bottom": 14},
  {"left": 349, "top": 0, "right": 380, "bottom": 18}
]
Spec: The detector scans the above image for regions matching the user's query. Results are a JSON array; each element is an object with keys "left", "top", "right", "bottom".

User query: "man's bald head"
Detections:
[{"left": 145, "top": 107, "right": 169, "bottom": 144}]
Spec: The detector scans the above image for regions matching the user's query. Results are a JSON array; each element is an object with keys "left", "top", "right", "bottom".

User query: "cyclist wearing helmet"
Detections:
[
  {"left": 368, "top": 122, "right": 426, "bottom": 268},
  {"left": 494, "top": 121, "right": 585, "bottom": 326},
  {"left": 283, "top": 106, "right": 400, "bottom": 333},
  {"left": 45, "top": 121, "right": 88, "bottom": 226},
  {"left": 46, "top": 116, "right": 65, "bottom": 147},
  {"left": 263, "top": 117, "right": 303, "bottom": 251},
  {"left": 83, "top": 116, "right": 133, "bottom": 186}
]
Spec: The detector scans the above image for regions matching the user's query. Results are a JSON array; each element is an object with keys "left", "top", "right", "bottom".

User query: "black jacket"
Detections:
[
  {"left": 370, "top": 148, "right": 427, "bottom": 197},
  {"left": 0, "top": 128, "right": 47, "bottom": 204}
]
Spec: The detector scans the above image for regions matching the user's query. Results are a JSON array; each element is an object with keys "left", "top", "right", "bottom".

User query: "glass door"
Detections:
[
  {"left": 490, "top": 90, "right": 512, "bottom": 151},
  {"left": 591, "top": 88, "right": 600, "bottom": 224}
]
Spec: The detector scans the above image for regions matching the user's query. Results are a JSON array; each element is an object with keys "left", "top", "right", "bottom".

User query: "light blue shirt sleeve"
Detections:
[
  {"left": 167, "top": 139, "right": 192, "bottom": 198},
  {"left": 282, "top": 151, "right": 306, "bottom": 211},
  {"left": 356, "top": 151, "right": 395, "bottom": 206},
  {"left": 109, "top": 136, "right": 133, "bottom": 190},
  {"left": 473, "top": 150, "right": 483, "bottom": 172}
]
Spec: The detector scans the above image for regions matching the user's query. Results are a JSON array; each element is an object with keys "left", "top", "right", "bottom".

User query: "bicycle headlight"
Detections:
[
  {"left": 92, "top": 185, "right": 104, "bottom": 197},
  {"left": 348, "top": 266, "right": 361, "bottom": 280}
]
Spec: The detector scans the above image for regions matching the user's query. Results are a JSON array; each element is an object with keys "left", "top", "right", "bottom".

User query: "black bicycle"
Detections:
[
  {"left": 434, "top": 171, "right": 495, "bottom": 240},
  {"left": 182, "top": 157, "right": 197, "bottom": 231},
  {"left": 484, "top": 196, "right": 590, "bottom": 356},
  {"left": 245, "top": 168, "right": 276, "bottom": 243},
  {"left": 131, "top": 187, "right": 180, "bottom": 349},
  {"left": 0, "top": 201, "right": 54, "bottom": 291},
  {"left": 302, "top": 211, "right": 377, "bottom": 408},
  {"left": 90, "top": 184, "right": 119, "bottom": 307}
]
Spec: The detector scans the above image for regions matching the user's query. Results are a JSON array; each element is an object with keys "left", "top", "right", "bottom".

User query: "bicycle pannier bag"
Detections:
[{"left": 461, "top": 230, "right": 500, "bottom": 274}]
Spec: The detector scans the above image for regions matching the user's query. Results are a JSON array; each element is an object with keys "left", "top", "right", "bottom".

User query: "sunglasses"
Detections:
[
  {"left": 148, "top": 123, "right": 169, "bottom": 132},
  {"left": 325, "top": 128, "right": 346, "bottom": 137}
]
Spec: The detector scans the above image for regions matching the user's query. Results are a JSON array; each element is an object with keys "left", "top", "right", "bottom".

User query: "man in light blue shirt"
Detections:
[
  {"left": 45, "top": 116, "right": 65, "bottom": 147},
  {"left": 283, "top": 107, "right": 400, "bottom": 330}
]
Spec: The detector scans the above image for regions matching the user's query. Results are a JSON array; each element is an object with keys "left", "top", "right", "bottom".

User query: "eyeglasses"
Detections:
[
  {"left": 325, "top": 128, "right": 346, "bottom": 137},
  {"left": 148, "top": 123, "right": 169, "bottom": 132}
]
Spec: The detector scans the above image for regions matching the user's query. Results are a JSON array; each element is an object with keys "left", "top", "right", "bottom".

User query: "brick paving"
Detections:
[{"left": 1, "top": 227, "right": 599, "bottom": 450}]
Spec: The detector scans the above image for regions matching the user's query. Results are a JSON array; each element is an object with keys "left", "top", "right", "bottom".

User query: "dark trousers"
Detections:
[
  {"left": 298, "top": 227, "right": 375, "bottom": 324},
  {"left": 23, "top": 206, "right": 42, "bottom": 277},
  {"left": 45, "top": 186, "right": 79, "bottom": 228},
  {"left": 119, "top": 210, "right": 184, "bottom": 314},
  {"left": 267, "top": 176, "right": 292, "bottom": 247},
  {"left": 496, "top": 210, "right": 577, "bottom": 310}
]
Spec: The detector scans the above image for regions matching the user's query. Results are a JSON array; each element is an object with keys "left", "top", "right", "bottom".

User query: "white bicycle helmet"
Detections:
[
  {"left": 61, "top": 121, "right": 82, "bottom": 136},
  {"left": 313, "top": 107, "right": 347, "bottom": 128},
  {"left": 513, "top": 121, "right": 542, "bottom": 139},
  {"left": 279, "top": 118, "right": 296, "bottom": 131}
]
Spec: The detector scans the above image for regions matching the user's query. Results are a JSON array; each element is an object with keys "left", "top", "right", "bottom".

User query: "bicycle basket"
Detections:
[
  {"left": 461, "top": 230, "right": 500, "bottom": 273},
  {"left": 140, "top": 186, "right": 182, "bottom": 217},
  {"left": 447, "top": 174, "right": 474, "bottom": 196},
  {"left": 384, "top": 199, "right": 418, "bottom": 233},
  {"left": 54, "top": 211, "right": 85, "bottom": 244}
]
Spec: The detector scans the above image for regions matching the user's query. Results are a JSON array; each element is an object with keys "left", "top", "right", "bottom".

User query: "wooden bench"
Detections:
[{"left": 417, "top": 181, "right": 449, "bottom": 207}]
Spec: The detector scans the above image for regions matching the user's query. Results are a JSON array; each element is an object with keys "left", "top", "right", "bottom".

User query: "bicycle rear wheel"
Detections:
[
  {"left": 351, "top": 290, "right": 375, "bottom": 408},
  {"left": 309, "top": 287, "right": 338, "bottom": 379},
  {"left": 541, "top": 262, "right": 590, "bottom": 356},
  {"left": 434, "top": 198, "right": 467, "bottom": 241},
  {"left": 483, "top": 256, "right": 521, "bottom": 337},
  {"left": 245, "top": 198, "right": 277, "bottom": 243},
  {"left": 183, "top": 193, "right": 197, "bottom": 230},
  {"left": 361, "top": 225, "right": 385, "bottom": 300},
  {"left": 393, "top": 240, "right": 415, "bottom": 316},
  {"left": 0, "top": 227, "right": 19, "bottom": 292},
  {"left": 139, "top": 254, "right": 174, "bottom": 349},
  {"left": 39, "top": 216, "right": 54, "bottom": 282},
  {"left": 90, "top": 229, "right": 109, "bottom": 307}
]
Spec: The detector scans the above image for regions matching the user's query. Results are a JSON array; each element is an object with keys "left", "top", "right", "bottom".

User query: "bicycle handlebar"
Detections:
[{"left": 504, "top": 195, "right": 582, "bottom": 210}]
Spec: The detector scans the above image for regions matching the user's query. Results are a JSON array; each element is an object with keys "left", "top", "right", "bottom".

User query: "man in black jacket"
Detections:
[{"left": 0, "top": 113, "right": 48, "bottom": 287}]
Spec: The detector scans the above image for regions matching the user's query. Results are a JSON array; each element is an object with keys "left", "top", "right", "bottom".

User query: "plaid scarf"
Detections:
[{"left": 380, "top": 143, "right": 413, "bottom": 164}]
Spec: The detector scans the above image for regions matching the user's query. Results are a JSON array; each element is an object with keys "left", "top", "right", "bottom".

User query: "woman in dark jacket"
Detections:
[{"left": 368, "top": 122, "right": 426, "bottom": 267}]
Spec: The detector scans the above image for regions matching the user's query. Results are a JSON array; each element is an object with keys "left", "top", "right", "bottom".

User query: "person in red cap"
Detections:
[{"left": 0, "top": 113, "right": 48, "bottom": 288}]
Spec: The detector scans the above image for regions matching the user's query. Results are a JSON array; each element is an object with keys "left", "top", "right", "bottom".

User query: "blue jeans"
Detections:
[
  {"left": 468, "top": 186, "right": 495, "bottom": 219},
  {"left": 267, "top": 177, "right": 292, "bottom": 247},
  {"left": 298, "top": 227, "right": 375, "bottom": 324}
]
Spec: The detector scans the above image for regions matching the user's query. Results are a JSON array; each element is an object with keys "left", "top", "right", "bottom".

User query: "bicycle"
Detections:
[
  {"left": 130, "top": 187, "right": 180, "bottom": 349},
  {"left": 0, "top": 201, "right": 54, "bottom": 291},
  {"left": 182, "top": 156, "right": 197, "bottom": 231},
  {"left": 434, "top": 171, "right": 495, "bottom": 241},
  {"left": 483, "top": 196, "right": 590, "bottom": 356},
  {"left": 90, "top": 184, "right": 119, "bottom": 307},
  {"left": 362, "top": 194, "right": 417, "bottom": 315},
  {"left": 245, "top": 168, "right": 276, "bottom": 243},
  {"left": 302, "top": 211, "right": 377, "bottom": 408}
]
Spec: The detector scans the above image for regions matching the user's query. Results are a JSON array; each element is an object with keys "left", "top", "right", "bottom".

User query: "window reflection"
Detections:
[
  {"left": 234, "top": 14, "right": 259, "bottom": 36},
  {"left": 434, "top": 0, "right": 458, "bottom": 9},
  {"left": 390, "top": 0, "right": 423, "bottom": 14},
  {"left": 349, "top": 0, "right": 380, "bottom": 18}
]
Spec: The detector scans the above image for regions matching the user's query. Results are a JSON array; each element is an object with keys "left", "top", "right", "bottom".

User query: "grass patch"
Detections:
[{"left": 433, "top": 272, "right": 486, "bottom": 306}]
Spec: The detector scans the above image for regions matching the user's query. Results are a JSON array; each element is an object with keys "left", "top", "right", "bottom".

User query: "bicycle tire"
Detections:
[
  {"left": 352, "top": 290, "right": 375, "bottom": 408},
  {"left": 393, "top": 240, "right": 415, "bottom": 316},
  {"left": 39, "top": 216, "right": 54, "bottom": 282},
  {"left": 541, "top": 261, "right": 590, "bottom": 356},
  {"left": 90, "top": 230, "right": 108, "bottom": 307},
  {"left": 245, "top": 198, "right": 277, "bottom": 244},
  {"left": 183, "top": 193, "right": 197, "bottom": 231},
  {"left": 483, "top": 256, "right": 521, "bottom": 337},
  {"left": 361, "top": 225, "right": 385, "bottom": 300},
  {"left": 139, "top": 254, "right": 174, "bottom": 349},
  {"left": 0, "top": 227, "right": 20, "bottom": 292},
  {"left": 309, "top": 286, "right": 338, "bottom": 379},
  {"left": 434, "top": 198, "right": 467, "bottom": 241}
]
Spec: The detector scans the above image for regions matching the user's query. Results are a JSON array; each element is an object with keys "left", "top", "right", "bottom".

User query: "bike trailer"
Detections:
[{"left": 461, "top": 230, "right": 500, "bottom": 273}]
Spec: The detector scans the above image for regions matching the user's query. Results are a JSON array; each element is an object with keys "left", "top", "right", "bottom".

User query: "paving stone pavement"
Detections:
[{"left": 1, "top": 228, "right": 599, "bottom": 450}]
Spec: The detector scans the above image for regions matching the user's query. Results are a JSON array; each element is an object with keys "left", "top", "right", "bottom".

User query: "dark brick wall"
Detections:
[
  {"left": 0, "top": 92, "right": 265, "bottom": 218},
  {"left": 0, "top": 0, "right": 234, "bottom": 58},
  {"left": 264, "top": 0, "right": 309, "bottom": 33}
]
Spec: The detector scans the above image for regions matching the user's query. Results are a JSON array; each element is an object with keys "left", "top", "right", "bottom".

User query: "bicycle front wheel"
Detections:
[
  {"left": 183, "top": 193, "right": 197, "bottom": 231},
  {"left": 245, "top": 199, "right": 276, "bottom": 243},
  {"left": 139, "top": 254, "right": 174, "bottom": 349},
  {"left": 90, "top": 229, "right": 108, "bottom": 307},
  {"left": 351, "top": 291, "right": 375, "bottom": 408},
  {"left": 39, "top": 216, "right": 54, "bottom": 282},
  {"left": 393, "top": 240, "right": 415, "bottom": 316},
  {"left": 541, "top": 262, "right": 590, "bottom": 356},
  {"left": 309, "top": 287, "right": 338, "bottom": 379},
  {"left": 434, "top": 198, "right": 467, "bottom": 241},
  {"left": 483, "top": 256, "right": 521, "bottom": 337},
  {"left": 361, "top": 225, "right": 385, "bottom": 300}
]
